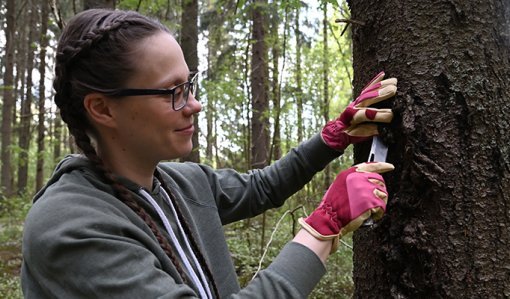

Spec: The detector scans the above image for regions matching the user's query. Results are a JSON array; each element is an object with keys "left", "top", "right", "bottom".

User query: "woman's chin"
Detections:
[{"left": 165, "top": 146, "right": 193, "bottom": 161}]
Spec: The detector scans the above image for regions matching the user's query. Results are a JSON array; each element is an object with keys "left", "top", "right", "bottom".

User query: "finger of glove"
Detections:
[
  {"left": 339, "top": 210, "right": 372, "bottom": 237},
  {"left": 355, "top": 162, "right": 395, "bottom": 174},
  {"left": 355, "top": 83, "right": 397, "bottom": 107},
  {"left": 369, "top": 206, "right": 385, "bottom": 221},
  {"left": 344, "top": 123, "right": 378, "bottom": 138},
  {"left": 360, "top": 71, "right": 386, "bottom": 94},
  {"left": 373, "top": 188, "right": 388, "bottom": 204},
  {"left": 351, "top": 108, "right": 393, "bottom": 125}
]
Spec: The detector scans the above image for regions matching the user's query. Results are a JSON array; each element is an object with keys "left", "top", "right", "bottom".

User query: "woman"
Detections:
[{"left": 22, "top": 9, "right": 396, "bottom": 298}]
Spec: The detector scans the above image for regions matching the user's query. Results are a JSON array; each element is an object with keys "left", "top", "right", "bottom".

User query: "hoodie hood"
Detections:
[
  {"left": 33, "top": 154, "right": 94, "bottom": 203},
  {"left": 33, "top": 154, "right": 144, "bottom": 203}
]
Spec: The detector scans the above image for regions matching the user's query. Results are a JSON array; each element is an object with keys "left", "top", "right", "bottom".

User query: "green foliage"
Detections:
[
  {"left": 0, "top": 195, "right": 31, "bottom": 299},
  {"left": 225, "top": 185, "right": 356, "bottom": 298}
]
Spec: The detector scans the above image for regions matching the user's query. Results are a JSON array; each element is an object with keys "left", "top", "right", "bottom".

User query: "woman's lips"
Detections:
[{"left": 175, "top": 124, "right": 194, "bottom": 134}]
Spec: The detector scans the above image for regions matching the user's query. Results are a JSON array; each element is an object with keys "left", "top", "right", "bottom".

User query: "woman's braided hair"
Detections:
[{"left": 54, "top": 9, "right": 218, "bottom": 298}]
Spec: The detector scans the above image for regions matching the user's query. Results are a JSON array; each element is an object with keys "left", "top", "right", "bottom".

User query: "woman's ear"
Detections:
[{"left": 83, "top": 93, "right": 116, "bottom": 128}]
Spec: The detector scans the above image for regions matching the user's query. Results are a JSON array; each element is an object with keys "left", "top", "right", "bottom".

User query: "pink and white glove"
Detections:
[
  {"left": 299, "top": 162, "right": 394, "bottom": 253},
  {"left": 321, "top": 71, "right": 397, "bottom": 151}
]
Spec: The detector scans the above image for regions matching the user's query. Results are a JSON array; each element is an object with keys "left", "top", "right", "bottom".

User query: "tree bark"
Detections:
[
  {"left": 17, "top": 0, "right": 38, "bottom": 194},
  {"left": 322, "top": 3, "right": 331, "bottom": 188},
  {"left": 180, "top": 0, "right": 200, "bottom": 163},
  {"left": 269, "top": 2, "right": 282, "bottom": 162},
  {"left": 35, "top": 0, "right": 50, "bottom": 192},
  {"left": 250, "top": 0, "right": 270, "bottom": 169},
  {"left": 1, "top": 0, "right": 15, "bottom": 197},
  {"left": 295, "top": 5, "right": 303, "bottom": 144},
  {"left": 348, "top": 1, "right": 510, "bottom": 298}
]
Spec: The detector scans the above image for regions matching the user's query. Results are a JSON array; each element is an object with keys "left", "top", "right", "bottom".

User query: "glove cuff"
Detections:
[
  {"left": 321, "top": 120, "right": 350, "bottom": 151},
  {"left": 298, "top": 217, "right": 341, "bottom": 254}
]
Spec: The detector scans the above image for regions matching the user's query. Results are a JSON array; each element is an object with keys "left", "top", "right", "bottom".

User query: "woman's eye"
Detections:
[
  {"left": 174, "top": 86, "right": 185, "bottom": 96},
  {"left": 160, "top": 93, "right": 173, "bottom": 101}
]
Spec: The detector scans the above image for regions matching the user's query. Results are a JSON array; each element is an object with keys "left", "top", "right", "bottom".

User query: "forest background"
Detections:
[
  {"left": 3, "top": 0, "right": 509, "bottom": 298},
  {"left": 0, "top": 0, "right": 358, "bottom": 297}
]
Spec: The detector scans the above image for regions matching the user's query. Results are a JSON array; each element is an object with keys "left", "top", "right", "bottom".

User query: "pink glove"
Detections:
[
  {"left": 299, "top": 162, "right": 394, "bottom": 253},
  {"left": 322, "top": 71, "right": 397, "bottom": 151}
]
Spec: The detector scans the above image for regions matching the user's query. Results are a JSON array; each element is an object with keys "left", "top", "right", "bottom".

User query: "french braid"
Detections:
[
  {"left": 156, "top": 172, "right": 221, "bottom": 298},
  {"left": 54, "top": 9, "right": 218, "bottom": 297}
]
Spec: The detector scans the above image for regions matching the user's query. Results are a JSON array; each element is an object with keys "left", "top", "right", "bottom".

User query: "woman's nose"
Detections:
[{"left": 184, "top": 93, "right": 202, "bottom": 114}]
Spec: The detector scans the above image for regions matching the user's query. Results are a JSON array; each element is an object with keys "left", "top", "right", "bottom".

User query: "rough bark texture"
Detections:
[
  {"left": 348, "top": 1, "right": 510, "bottom": 298},
  {"left": 17, "top": 1, "right": 38, "bottom": 193},
  {"left": 250, "top": 0, "right": 270, "bottom": 169},
  {"left": 1, "top": 0, "right": 15, "bottom": 196},
  {"left": 36, "top": 0, "right": 50, "bottom": 192}
]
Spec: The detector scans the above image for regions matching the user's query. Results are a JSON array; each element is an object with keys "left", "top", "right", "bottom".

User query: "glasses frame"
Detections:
[{"left": 102, "top": 72, "right": 198, "bottom": 111}]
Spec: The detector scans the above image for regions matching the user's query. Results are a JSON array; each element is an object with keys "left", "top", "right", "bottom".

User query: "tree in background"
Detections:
[
  {"left": 17, "top": 0, "right": 38, "bottom": 194},
  {"left": 180, "top": 0, "right": 200, "bottom": 163},
  {"left": 348, "top": 1, "right": 510, "bottom": 297},
  {"left": 35, "top": 0, "right": 51, "bottom": 192},
  {"left": 1, "top": 0, "right": 15, "bottom": 197},
  {"left": 250, "top": 0, "right": 270, "bottom": 170}
]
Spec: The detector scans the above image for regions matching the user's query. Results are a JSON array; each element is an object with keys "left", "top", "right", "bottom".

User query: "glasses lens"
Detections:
[
  {"left": 173, "top": 73, "right": 198, "bottom": 111},
  {"left": 172, "top": 85, "right": 186, "bottom": 110}
]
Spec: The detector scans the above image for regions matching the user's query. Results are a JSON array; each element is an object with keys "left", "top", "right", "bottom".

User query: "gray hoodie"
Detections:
[{"left": 21, "top": 134, "right": 341, "bottom": 298}]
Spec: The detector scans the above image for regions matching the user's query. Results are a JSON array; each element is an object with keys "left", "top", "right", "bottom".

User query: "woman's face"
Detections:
[{"left": 106, "top": 32, "right": 201, "bottom": 163}]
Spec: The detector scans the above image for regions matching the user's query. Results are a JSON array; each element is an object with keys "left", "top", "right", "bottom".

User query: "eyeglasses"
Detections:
[{"left": 102, "top": 72, "right": 198, "bottom": 111}]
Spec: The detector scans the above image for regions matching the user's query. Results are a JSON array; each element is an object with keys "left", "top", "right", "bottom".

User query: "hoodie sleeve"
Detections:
[{"left": 160, "top": 133, "right": 342, "bottom": 225}]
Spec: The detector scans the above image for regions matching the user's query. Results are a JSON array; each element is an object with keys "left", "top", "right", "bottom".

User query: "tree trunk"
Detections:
[
  {"left": 180, "top": 0, "right": 200, "bottom": 163},
  {"left": 348, "top": 1, "right": 510, "bottom": 298},
  {"left": 250, "top": 0, "right": 270, "bottom": 169},
  {"left": 250, "top": 0, "right": 270, "bottom": 259},
  {"left": 322, "top": 3, "right": 331, "bottom": 188},
  {"left": 295, "top": 5, "right": 303, "bottom": 143},
  {"left": 17, "top": 0, "right": 38, "bottom": 194},
  {"left": 269, "top": 2, "right": 282, "bottom": 162},
  {"left": 35, "top": 0, "right": 50, "bottom": 192},
  {"left": 1, "top": 0, "right": 15, "bottom": 197}
]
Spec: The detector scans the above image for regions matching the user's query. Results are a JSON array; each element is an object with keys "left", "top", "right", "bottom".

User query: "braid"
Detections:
[
  {"left": 53, "top": 8, "right": 216, "bottom": 296},
  {"left": 70, "top": 126, "right": 190, "bottom": 284},
  {"left": 57, "top": 17, "right": 128, "bottom": 68},
  {"left": 156, "top": 173, "right": 221, "bottom": 299}
]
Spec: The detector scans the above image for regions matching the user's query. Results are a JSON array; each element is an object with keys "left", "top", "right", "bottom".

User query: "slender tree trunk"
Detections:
[
  {"left": 349, "top": 1, "right": 510, "bottom": 298},
  {"left": 269, "top": 2, "right": 282, "bottom": 162},
  {"left": 35, "top": 0, "right": 50, "bottom": 192},
  {"left": 1, "top": 0, "right": 15, "bottom": 197},
  {"left": 295, "top": 6, "right": 303, "bottom": 143},
  {"left": 180, "top": 0, "right": 200, "bottom": 163},
  {"left": 18, "top": 0, "right": 38, "bottom": 194},
  {"left": 205, "top": 19, "right": 215, "bottom": 163},
  {"left": 322, "top": 3, "right": 330, "bottom": 187},
  {"left": 250, "top": 0, "right": 270, "bottom": 169},
  {"left": 250, "top": 0, "right": 270, "bottom": 258}
]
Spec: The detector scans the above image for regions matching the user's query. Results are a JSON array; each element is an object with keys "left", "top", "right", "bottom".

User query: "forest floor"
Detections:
[{"left": 0, "top": 197, "right": 27, "bottom": 299}]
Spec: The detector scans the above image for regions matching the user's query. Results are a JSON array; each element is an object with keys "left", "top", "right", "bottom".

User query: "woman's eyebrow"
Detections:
[{"left": 161, "top": 72, "right": 192, "bottom": 88}]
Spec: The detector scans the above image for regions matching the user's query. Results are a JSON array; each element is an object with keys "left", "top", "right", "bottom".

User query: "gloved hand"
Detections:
[
  {"left": 298, "top": 162, "right": 394, "bottom": 253},
  {"left": 321, "top": 71, "right": 397, "bottom": 151}
]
